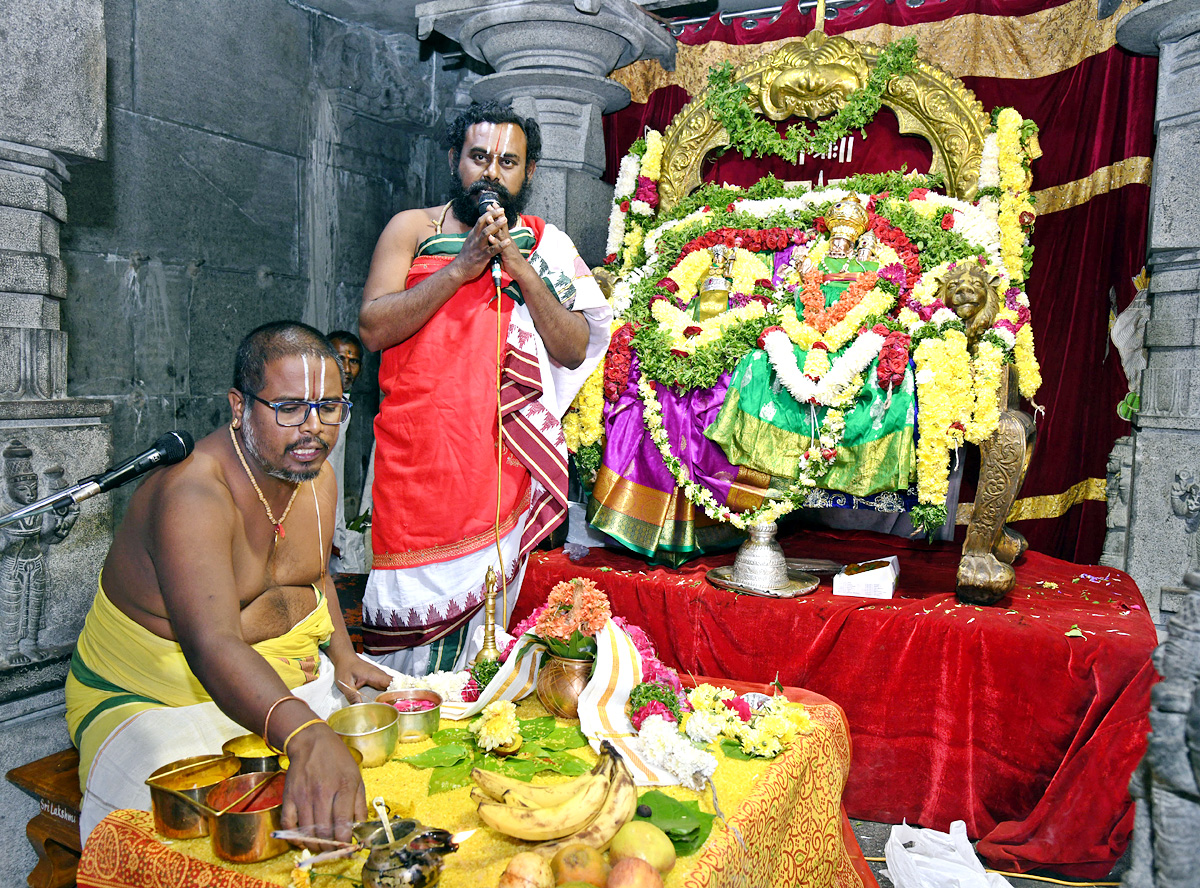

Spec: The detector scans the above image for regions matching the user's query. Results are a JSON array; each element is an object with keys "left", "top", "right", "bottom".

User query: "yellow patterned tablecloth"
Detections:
[{"left": 78, "top": 685, "right": 872, "bottom": 888}]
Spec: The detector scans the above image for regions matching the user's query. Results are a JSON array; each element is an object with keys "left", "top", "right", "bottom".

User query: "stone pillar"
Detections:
[
  {"left": 1109, "top": 0, "right": 1200, "bottom": 624},
  {"left": 415, "top": 0, "right": 676, "bottom": 264}
]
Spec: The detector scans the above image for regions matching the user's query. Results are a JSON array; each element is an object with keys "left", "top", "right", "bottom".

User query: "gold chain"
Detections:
[{"left": 228, "top": 424, "right": 300, "bottom": 542}]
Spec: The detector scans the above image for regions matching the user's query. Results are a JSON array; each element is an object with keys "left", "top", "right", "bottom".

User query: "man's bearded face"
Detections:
[{"left": 449, "top": 122, "right": 533, "bottom": 229}]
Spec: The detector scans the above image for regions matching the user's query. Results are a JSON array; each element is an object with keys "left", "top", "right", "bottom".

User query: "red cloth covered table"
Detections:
[{"left": 515, "top": 528, "right": 1158, "bottom": 879}]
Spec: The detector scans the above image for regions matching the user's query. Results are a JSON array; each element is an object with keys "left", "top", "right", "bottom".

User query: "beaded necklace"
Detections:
[{"left": 229, "top": 424, "right": 299, "bottom": 543}]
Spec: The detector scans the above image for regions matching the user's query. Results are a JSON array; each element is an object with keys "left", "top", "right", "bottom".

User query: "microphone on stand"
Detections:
[
  {"left": 477, "top": 189, "right": 503, "bottom": 289},
  {"left": 0, "top": 430, "right": 195, "bottom": 528}
]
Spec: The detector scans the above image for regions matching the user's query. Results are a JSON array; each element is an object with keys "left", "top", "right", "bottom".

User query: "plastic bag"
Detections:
[{"left": 884, "top": 821, "right": 1013, "bottom": 888}]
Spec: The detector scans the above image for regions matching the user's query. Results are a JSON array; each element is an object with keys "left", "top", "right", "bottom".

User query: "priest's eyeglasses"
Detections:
[{"left": 245, "top": 393, "right": 353, "bottom": 426}]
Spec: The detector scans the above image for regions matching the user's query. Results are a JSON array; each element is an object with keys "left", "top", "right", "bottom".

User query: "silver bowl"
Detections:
[{"left": 375, "top": 689, "right": 442, "bottom": 743}]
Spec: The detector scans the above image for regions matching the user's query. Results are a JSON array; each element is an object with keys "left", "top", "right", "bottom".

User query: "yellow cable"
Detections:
[
  {"left": 859, "top": 857, "right": 1118, "bottom": 886},
  {"left": 494, "top": 271, "right": 508, "bottom": 626}
]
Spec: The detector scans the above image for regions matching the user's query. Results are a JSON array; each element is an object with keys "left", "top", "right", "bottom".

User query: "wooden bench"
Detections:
[{"left": 7, "top": 748, "right": 82, "bottom": 888}]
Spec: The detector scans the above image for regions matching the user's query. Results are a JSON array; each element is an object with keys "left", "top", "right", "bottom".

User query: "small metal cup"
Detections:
[
  {"left": 375, "top": 689, "right": 442, "bottom": 743},
  {"left": 327, "top": 702, "right": 399, "bottom": 768},
  {"left": 221, "top": 734, "right": 280, "bottom": 774},
  {"left": 205, "top": 771, "right": 289, "bottom": 863},
  {"left": 147, "top": 754, "right": 240, "bottom": 839}
]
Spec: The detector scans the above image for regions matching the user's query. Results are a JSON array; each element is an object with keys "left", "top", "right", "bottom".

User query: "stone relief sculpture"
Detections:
[
  {"left": 1100, "top": 437, "right": 1132, "bottom": 569},
  {"left": 0, "top": 439, "right": 77, "bottom": 666},
  {"left": 1169, "top": 470, "right": 1200, "bottom": 590},
  {"left": 1123, "top": 585, "right": 1200, "bottom": 888}
]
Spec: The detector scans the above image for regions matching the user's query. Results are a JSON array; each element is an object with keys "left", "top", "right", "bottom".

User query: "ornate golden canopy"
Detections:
[{"left": 657, "top": 27, "right": 992, "bottom": 211}]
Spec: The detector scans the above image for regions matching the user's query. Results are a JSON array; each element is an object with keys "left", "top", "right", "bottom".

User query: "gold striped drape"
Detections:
[
  {"left": 610, "top": 0, "right": 1144, "bottom": 103},
  {"left": 956, "top": 477, "right": 1107, "bottom": 524}
]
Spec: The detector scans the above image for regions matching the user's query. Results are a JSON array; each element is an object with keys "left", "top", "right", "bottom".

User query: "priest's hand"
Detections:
[
  {"left": 280, "top": 722, "right": 366, "bottom": 847},
  {"left": 334, "top": 656, "right": 392, "bottom": 704},
  {"left": 455, "top": 208, "right": 508, "bottom": 284}
]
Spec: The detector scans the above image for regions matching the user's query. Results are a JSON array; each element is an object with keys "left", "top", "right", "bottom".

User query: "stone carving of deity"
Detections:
[
  {"left": 1169, "top": 470, "right": 1200, "bottom": 590},
  {"left": 0, "top": 439, "right": 77, "bottom": 665}
]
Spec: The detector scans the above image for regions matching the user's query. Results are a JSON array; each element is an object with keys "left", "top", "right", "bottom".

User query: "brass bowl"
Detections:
[
  {"left": 327, "top": 702, "right": 399, "bottom": 768},
  {"left": 222, "top": 734, "right": 280, "bottom": 774},
  {"left": 205, "top": 771, "right": 289, "bottom": 863},
  {"left": 147, "top": 754, "right": 240, "bottom": 839},
  {"left": 375, "top": 689, "right": 442, "bottom": 743}
]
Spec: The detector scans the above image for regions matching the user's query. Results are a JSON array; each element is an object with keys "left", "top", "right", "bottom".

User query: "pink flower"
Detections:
[
  {"left": 613, "top": 617, "right": 657, "bottom": 661},
  {"left": 461, "top": 676, "right": 481, "bottom": 702},
  {"left": 631, "top": 699, "right": 676, "bottom": 731},
  {"left": 641, "top": 656, "right": 683, "bottom": 694},
  {"left": 723, "top": 697, "right": 753, "bottom": 722}
]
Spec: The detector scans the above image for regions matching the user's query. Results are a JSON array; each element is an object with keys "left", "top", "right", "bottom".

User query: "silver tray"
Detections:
[
  {"left": 706, "top": 565, "right": 821, "bottom": 598},
  {"left": 784, "top": 558, "right": 844, "bottom": 575}
]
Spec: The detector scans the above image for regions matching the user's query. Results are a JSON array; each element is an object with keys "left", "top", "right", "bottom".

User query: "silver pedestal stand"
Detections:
[{"left": 706, "top": 522, "right": 821, "bottom": 598}]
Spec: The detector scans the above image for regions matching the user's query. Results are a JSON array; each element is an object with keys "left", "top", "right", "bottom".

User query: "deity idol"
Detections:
[{"left": 705, "top": 194, "right": 917, "bottom": 496}]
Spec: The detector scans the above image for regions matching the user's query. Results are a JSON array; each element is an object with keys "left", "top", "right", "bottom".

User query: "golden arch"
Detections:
[{"left": 657, "top": 30, "right": 992, "bottom": 211}]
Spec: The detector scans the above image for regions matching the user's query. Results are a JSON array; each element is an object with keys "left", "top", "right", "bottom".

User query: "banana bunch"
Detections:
[{"left": 471, "top": 741, "right": 638, "bottom": 849}]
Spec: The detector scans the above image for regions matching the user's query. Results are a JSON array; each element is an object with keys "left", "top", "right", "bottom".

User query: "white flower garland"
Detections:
[
  {"left": 763, "top": 328, "right": 886, "bottom": 407},
  {"left": 636, "top": 714, "right": 718, "bottom": 791}
]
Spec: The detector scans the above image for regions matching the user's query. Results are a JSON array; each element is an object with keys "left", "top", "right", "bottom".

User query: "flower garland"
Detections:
[
  {"left": 639, "top": 376, "right": 801, "bottom": 527},
  {"left": 651, "top": 298, "right": 767, "bottom": 355},
  {"left": 762, "top": 327, "right": 886, "bottom": 409},
  {"left": 595, "top": 142, "right": 1041, "bottom": 534},
  {"left": 606, "top": 130, "right": 664, "bottom": 266},
  {"left": 993, "top": 107, "right": 1038, "bottom": 284}
]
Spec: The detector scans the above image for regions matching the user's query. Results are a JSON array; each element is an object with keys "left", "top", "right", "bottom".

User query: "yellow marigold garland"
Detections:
[
  {"left": 996, "top": 108, "right": 1035, "bottom": 285},
  {"left": 1014, "top": 324, "right": 1042, "bottom": 399},
  {"left": 641, "top": 129, "right": 664, "bottom": 181},
  {"left": 967, "top": 340, "right": 1005, "bottom": 444},
  {"left": 913, "top": 331, "right": 972, "bottom": 507},
  {"left": 563, "top": 320, "right": 622, "bottom": 452}
]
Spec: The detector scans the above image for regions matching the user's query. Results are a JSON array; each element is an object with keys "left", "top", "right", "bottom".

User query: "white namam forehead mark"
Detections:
[{"left": 301, "top": 353, "right": 311, "bottom": 401}]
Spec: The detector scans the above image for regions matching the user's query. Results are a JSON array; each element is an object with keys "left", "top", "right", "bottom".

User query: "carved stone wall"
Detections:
[
  {"left": 60, "top": 2, "right": 466, "bottom": 525},
  {"left": 1110, "top": 0, "right": 1200, "bottom": 625}
]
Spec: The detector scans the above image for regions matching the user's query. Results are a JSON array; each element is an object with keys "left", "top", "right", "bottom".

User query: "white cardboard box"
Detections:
[{"left": 832, "top": 556, "right": 899, "bottom": 599}]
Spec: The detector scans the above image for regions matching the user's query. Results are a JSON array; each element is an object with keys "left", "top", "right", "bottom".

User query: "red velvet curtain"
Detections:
[{"left": 602, "top": 0, "right": 1157, "bottom": 564}]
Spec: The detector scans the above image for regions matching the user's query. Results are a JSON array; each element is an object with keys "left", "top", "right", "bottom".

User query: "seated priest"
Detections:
[{"left": 64, "top": 320, "right": 392, "bottom": 844}]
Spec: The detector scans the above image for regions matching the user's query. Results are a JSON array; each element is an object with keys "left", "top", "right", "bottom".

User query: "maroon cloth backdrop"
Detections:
[
  {"left": 514, "top": 533, "right": 1157, "bottom": 878},
  {"left": 601, "top": 1, "right": 1157, "bottom": 565}
]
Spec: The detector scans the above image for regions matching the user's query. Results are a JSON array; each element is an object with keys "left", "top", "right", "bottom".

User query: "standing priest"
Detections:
[{"left": 357, "top": 101, "right": 611, "bottom": 676}]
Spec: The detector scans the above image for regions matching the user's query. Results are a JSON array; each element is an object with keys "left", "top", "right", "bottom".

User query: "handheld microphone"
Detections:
[
  {"left": 477, "top": 189, "right": 503, "bottom": 289},
  {"left": 0, "top": 430, "right": 195, "bottom": 528}
]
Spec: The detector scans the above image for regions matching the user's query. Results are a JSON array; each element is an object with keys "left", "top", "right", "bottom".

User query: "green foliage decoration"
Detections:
[{"left": 704, "top": 38, "right": 921, "bottom": 163}]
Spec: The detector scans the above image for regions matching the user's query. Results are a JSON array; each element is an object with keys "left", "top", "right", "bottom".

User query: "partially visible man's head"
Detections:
[
  {"left": 444, "top": 101, "right": 542, "bottom": 228},
  {"left": 327, "top": 330, "right": 363, "bottom": 389},
  {"left": 231, "top": 321, "right": 343, "bottom": 484}
]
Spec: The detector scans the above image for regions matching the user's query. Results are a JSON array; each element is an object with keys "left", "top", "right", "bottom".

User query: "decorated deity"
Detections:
[
  {"left": 706, "top": 193, "right": 917, "bottom": 497},
  {"left": 0, "top": 439, "right": 77, "bottom": 665}
]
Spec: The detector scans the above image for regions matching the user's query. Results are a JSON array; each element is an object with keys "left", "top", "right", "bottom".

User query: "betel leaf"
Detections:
[
  {"left": 517, "top": 717, "right": 558, "bottom": 741},
  {"left": 428, "top": 756, "right": 476, "bottom": 794},
  {"left": 541, "top": 750, "right": 593, "bottom": 776},
  {"left": 399, "top": 742, "right": 471, "bottom": 769},
  {"left": 539, "top": 725, "right": 589, "bottom": 751},
  {"left": 431, "top": 728, "right": 472, "bottom": 744},
  {"left": 634, "top": 790, "right": 716, "bottom": 857}
]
